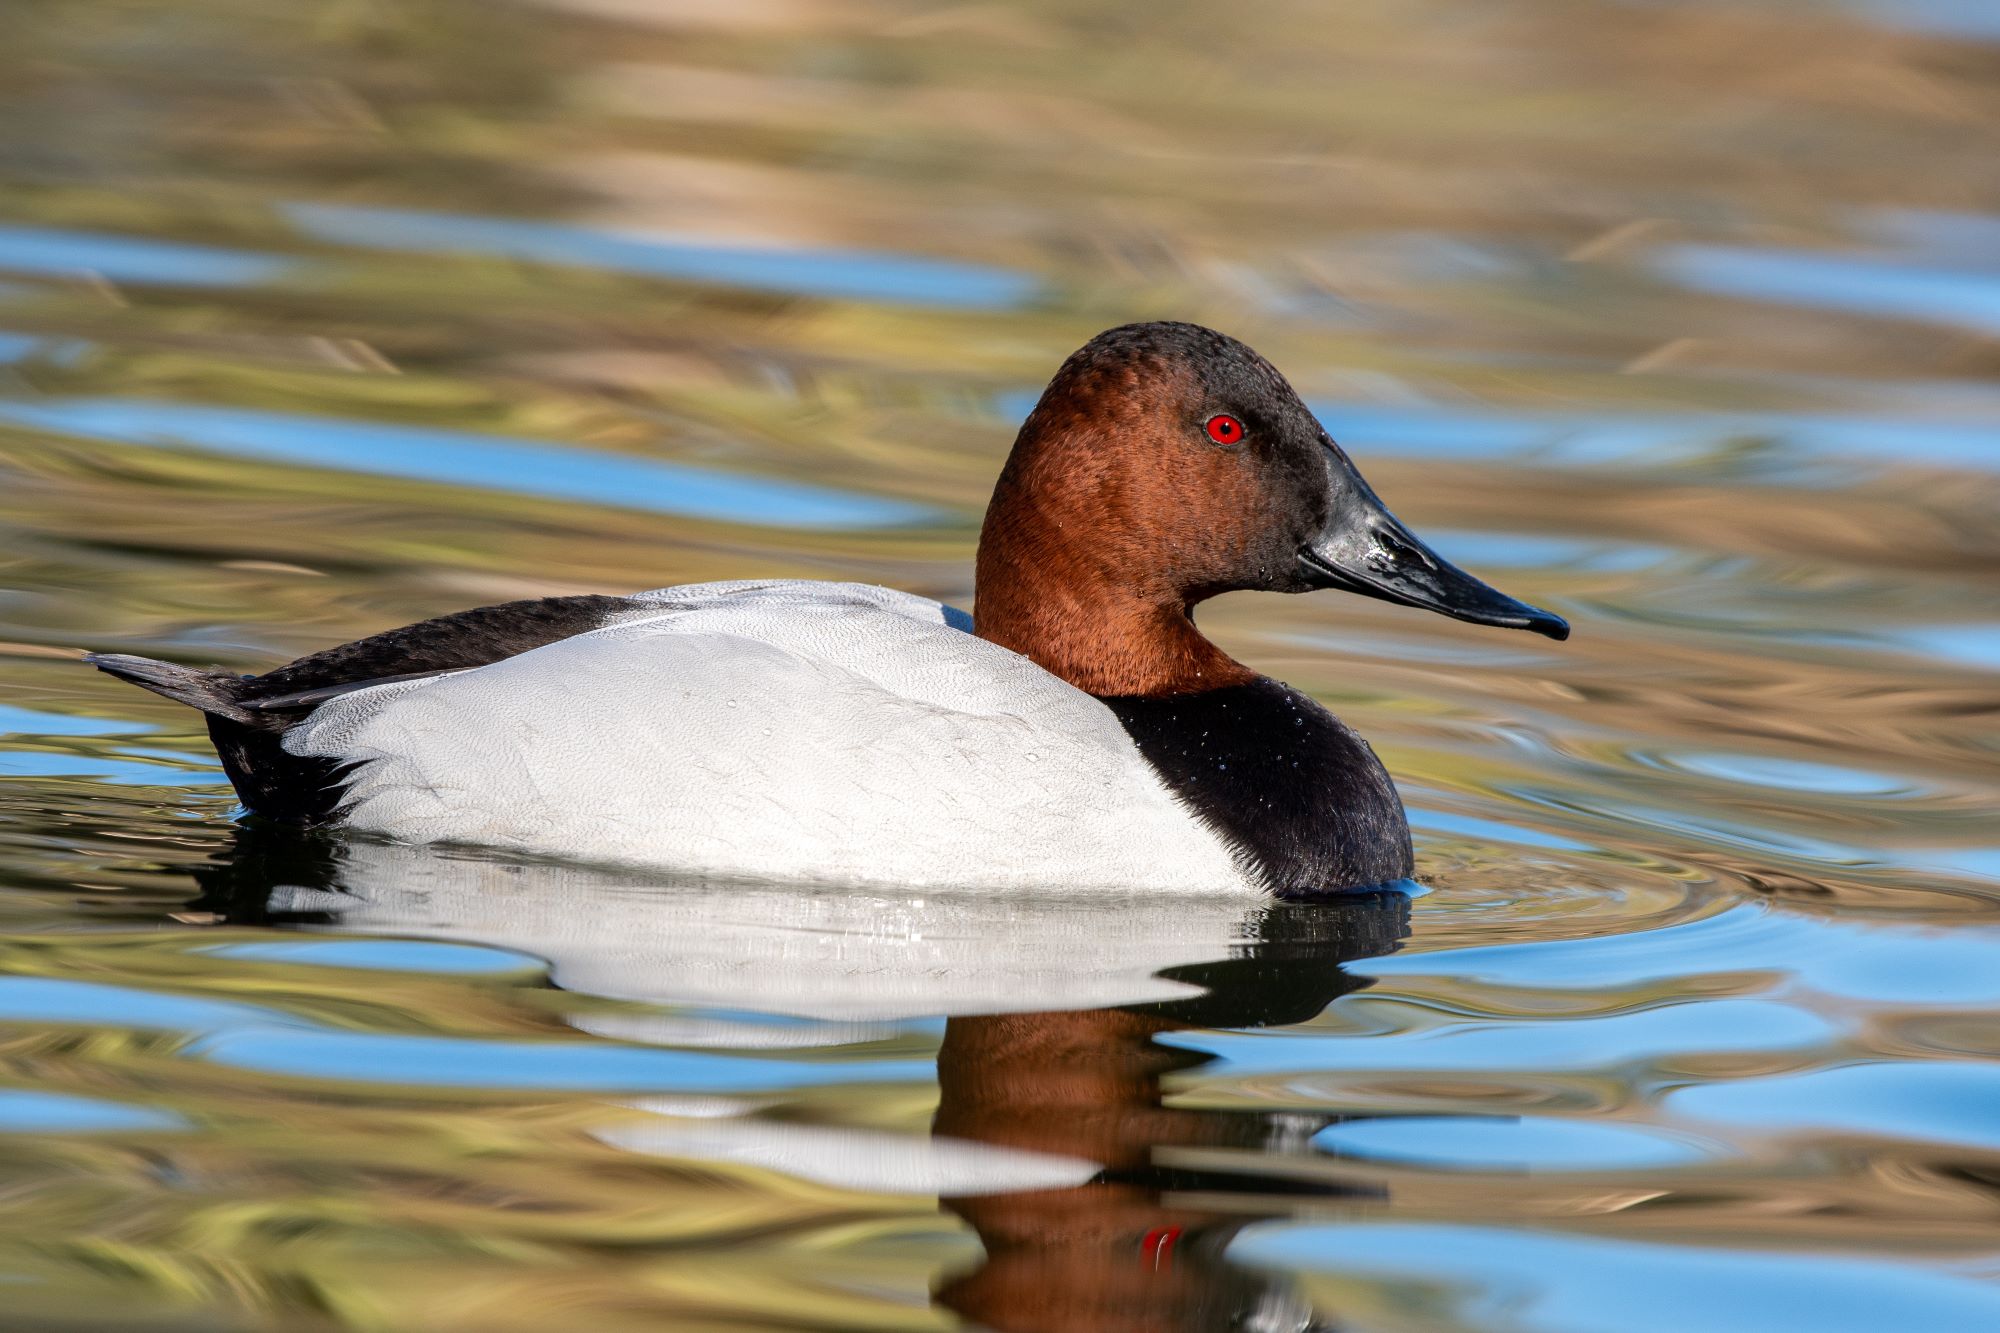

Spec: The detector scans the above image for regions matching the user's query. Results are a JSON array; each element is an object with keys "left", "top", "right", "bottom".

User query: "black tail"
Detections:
[
  {"left": 86, "top": 653, "right": 348, "bottom": 825},
  {"left": 86, "top": 595, "right": 632, "bottom": 825},
  {"left": 84, "top": 654, "right": 263, "bottom": 726}
]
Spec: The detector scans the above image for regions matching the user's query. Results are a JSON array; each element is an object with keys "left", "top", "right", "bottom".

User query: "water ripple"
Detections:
[
  {"left": 287, "top": 202, "right": 1040, "bottom": 309},
  {"left": 0, "top": 397, "right": 937, "bottom": 529},
  {"left": 1232, "top": 1222, "right": 2000, "bottom": 1333},
  {"left": 0, "top": 222, "right": 289, "bottom": 287}
]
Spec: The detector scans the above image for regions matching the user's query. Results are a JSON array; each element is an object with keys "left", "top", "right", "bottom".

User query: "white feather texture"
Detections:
[{"left": 283, "top": 580, "right": 1252, "bottom": 891}]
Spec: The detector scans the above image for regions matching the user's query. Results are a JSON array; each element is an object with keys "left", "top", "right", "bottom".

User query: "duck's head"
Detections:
[{"left": 976, "top": 322, "right": 1567, "bottom": 695}]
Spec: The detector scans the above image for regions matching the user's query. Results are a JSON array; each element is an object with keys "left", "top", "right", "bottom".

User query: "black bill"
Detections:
[{"left": 1298, "top": 442, "right": 1570, "bottom": 641}]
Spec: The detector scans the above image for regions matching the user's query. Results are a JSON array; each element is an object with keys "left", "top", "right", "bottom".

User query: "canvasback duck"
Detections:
[{"left": 90, "top": 322, "right": 1566, "bottom": 894}]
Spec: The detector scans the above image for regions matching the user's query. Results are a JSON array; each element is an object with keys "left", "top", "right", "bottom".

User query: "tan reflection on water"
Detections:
[{"left": 0, "top": 0, "right": 1998, "bottom": 1327}]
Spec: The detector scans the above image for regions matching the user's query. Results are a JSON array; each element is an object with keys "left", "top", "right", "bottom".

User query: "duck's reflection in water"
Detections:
[
  {"left": 936, "top": 898, "right": 1404, "bottom": 1333},
  {"left": 194, "top": 833, "right": 1409, "bottom": 1333}
]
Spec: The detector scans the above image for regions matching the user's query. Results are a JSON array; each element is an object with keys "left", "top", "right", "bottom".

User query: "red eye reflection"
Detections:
[{"left": 1205, "top": 414, "right": 1244, "bottom": 444}]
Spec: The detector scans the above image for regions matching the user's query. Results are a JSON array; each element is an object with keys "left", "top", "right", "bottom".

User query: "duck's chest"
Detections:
[{"left": 1096, "top": 678, "right": 1413, "bottom": 894}]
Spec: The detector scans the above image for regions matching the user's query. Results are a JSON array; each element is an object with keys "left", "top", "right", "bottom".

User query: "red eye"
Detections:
[{"left": 1205, "top": 414, "right": 1244, "bottom": 444}]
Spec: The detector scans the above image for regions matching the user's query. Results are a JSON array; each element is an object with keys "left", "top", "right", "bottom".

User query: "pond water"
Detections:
[{"left": 1, "top": 0, "right": 1998, "bottom": 1328}]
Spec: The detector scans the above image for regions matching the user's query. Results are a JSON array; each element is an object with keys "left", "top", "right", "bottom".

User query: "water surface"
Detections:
[{"left": 1, "top": 0, "right": 1997, "bottom": 1328}]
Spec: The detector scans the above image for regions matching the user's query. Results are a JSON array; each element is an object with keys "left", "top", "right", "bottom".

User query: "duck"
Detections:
[{"left": 89, "top": 321, "right": 1567, "bottom": 895}]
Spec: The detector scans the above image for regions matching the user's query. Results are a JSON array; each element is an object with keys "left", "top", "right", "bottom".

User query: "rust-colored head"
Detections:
[{"left": 974, "top": 322, "right": 1565, "bottom": 696}]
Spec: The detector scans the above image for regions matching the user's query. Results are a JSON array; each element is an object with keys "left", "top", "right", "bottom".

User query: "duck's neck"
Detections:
[{"left": 973, "top": 503, "right": 1255, "bottom": 697}]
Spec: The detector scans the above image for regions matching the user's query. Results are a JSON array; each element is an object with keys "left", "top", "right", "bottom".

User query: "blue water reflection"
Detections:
[
  {"left": 287, "top": 202, "right": 1039, "bottom": 309},
  {"left": 0, "top": 976, "right": 305, "bottom": 1032},
  {"left": 193, "top": 1028, "right": 930, "bottom": 1093},
  {"left": 1843, "top": 0, "right": 2000, "bottom": 41},
  {"left": 1894, "top": 623, "right": 2000, "bottom": 673},
  {"left": 1658, "top": 243, "right": 2000, "bottom": 337},
  {"left": 1159, "top": 998, "right": 1835, "bottom": 1074},
  {"left": 0, "top": 1089, "right": 182, "bottom": 1134},
  {"left": 0, "top": 331, "right": 43, "bottom": 362},
  {"left": 1314, "top": 1115, "right": 1712, "bottom": 1170},
  {"left": 1672, "top": 1061, "right": 2000, "bottom": 1151},
  {"left": 0, "top": 222, "right": 289, "bottom": 287},
  {"left": 1315, "top": 400, "right": 2000, "bottom": 474},
  {"left": 0, "top": 397, "right": 937, "bottom": 529},
  {"left": 206, "top": 939, "right": 535, "bottom": 975},
  {"left": 1232, "top": 1222, "right": 2000, "bottom": 1332},
  {"left": 1417, "top": 528, "right": 1672, "bottom": 574},
  {"left": 1659, "top": 751, "right": 1914, "bottom": 797},
  {"left": 0, "top": 703, "right": 146, "bottom": 738},
  {"left": 1362, "top": 905, "right": 2000, "bottom": 1006},
  {"left": 0, "top": 751, "right": 227, "bottom": 786},
  {"left": 0, "top": 969, "right": 926, "bottom": 1096}
]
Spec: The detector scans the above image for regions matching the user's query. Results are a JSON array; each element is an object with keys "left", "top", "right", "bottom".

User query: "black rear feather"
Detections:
[
  {"left": 84, "top": 654, "right": 261, "bottom": 724},
  {"left": 87, "top": 594, "right": 630, "bottom": 825}
]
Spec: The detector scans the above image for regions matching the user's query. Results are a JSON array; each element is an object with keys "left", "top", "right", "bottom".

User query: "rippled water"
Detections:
[{"left": 2, "top": 0, "right": 1998, "bottom": 1328}]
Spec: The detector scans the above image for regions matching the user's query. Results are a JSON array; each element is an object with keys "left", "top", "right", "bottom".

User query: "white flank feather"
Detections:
[{"left": 282, "top": 580, "right": 1251, "bottom": 892}]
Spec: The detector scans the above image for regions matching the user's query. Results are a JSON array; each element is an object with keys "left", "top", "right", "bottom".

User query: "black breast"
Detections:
[{"left": 1097, "top": 678, "right": 1413, "bottom": 895}]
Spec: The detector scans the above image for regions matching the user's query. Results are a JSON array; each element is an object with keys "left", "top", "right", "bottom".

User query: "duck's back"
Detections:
[{"left": 281, "top": 581, "right": 1254, "bottom": 891}]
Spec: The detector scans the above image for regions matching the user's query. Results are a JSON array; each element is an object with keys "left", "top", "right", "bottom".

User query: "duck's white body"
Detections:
[{"left": 284, "top": 580, "right": 1253, "bottom": 892}]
